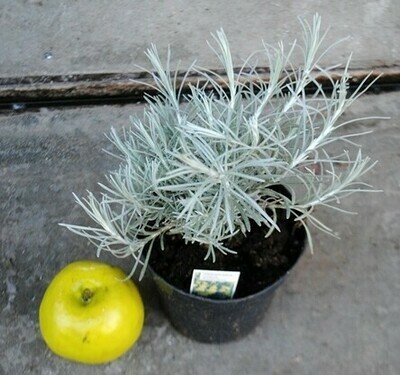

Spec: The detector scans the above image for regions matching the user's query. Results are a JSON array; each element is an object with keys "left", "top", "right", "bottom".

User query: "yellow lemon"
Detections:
[{"left": 39, "top": 260, "right": 144, "bottom": 364}]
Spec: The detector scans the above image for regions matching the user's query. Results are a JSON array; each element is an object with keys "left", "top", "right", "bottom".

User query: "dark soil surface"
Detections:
[{"left": 149, "top": 212, "right": 306, "bottom": 299}]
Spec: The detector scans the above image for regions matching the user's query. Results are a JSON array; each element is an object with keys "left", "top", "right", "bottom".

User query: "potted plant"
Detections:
[{"left": 62, "top": 15, "right": 380, "bottom": 343}]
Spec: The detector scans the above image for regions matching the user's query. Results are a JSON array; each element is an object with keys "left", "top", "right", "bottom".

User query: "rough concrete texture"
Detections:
[
  {"left": 0, "top": 91, "right": 399, "bottom": 374},
  {"left": 0, "top": 0, "right": 399, "bottom": 77}
]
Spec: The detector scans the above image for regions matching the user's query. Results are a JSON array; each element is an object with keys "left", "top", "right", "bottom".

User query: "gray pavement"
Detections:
[
  {"left": 1, "top": 1, "right": 400, "bottom": 374},
  {"left": 1, "top": 0, "right": 399, "bottom": 77},
  {"left": 1, "top": 91, "right": 399, "bottom": 374}
]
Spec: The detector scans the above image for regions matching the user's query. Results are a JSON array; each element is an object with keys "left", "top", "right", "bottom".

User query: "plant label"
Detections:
[{"left": 190, "top": 269, "right": 240, "bottom": 299}]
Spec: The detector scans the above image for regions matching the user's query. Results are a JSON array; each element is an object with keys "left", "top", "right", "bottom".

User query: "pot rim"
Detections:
[{"left": 149, "top": 227, "right": 306, "bottom": 304}]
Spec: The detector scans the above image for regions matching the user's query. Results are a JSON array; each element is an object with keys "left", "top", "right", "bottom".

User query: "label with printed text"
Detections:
[{"left": 190, "top": 269, "right": 240, "bottom": 299}]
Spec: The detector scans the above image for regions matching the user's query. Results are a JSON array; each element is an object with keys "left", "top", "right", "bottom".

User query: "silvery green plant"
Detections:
[{"left": 62, "top": 15, "right": 381, "bottom": 278}]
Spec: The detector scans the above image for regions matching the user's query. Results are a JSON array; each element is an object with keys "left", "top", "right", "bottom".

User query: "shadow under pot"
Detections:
[{"left": 148, "top": 209, "right": 306, "bottom": 343}]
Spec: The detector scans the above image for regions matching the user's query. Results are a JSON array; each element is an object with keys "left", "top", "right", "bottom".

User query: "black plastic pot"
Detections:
[{"left": 150, "top": 223, "right": 306, "bottom": 343}]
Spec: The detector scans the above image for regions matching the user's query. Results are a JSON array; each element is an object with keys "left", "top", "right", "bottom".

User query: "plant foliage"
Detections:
[{"left": 62, "top": 15, "right": 381, "bottom": 278}]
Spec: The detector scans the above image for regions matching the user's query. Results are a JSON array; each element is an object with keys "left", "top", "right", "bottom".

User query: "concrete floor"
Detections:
[
  {"left": 1, "top": 1, "right": 399, "bottom": 374},
  {"left": 0, "top": 0, "right": 399, "bottom": 77},
  {"left": 0, "top": 91, "right": 399, "bottom": 374}
]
